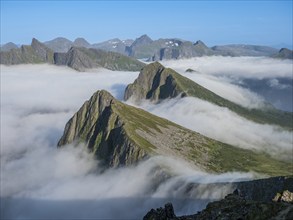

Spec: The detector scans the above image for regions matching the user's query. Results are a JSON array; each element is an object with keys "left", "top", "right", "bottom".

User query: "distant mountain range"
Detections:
[
  {"left": 0, "top": 38, "right": 145, "bottom": 71},
  {"left": 1, "top": 35, "right": 292, "bottom": 62}
]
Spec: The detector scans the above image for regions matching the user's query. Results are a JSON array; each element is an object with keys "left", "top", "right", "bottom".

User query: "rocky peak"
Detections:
[
  {"left": 73, "top": 38, "right": 91, "bottom": 47},
  {"left": 132, "top": 34, "right": 153, "bottom": 47},
  {"left": 124, "top": 62, "right": 180, "bottom": 102},
  {"left": 30, "top": 38, "right": 54, "bottom": 63},
  {"left": 57, "top": 90, "right": 116, "bottom": 147}
]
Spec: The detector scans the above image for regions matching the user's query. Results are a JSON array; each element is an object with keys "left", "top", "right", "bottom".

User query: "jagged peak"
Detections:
[
  {"left": 31, "top": 38, "right": 52, "bottom": 53},
  {"left": 140, "top": 34, "right": 152, "bottom": 39},
  {"left": 89, "top": 90, "right": 116, "bottom": 109},
  {"left": 194, "top": 40, "right": 208, "bottom": 47},
  {"left": 31, "top": 38, "right": 42, "bottom": 46},
  {"left": 132, "top": 34, "right": 153, "bottom": 46}
]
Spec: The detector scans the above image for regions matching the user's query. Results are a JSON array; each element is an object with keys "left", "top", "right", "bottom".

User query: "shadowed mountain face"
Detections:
[
  {"left": 54, "top": 47, "right": 146, "bottom": 71},
  {"left": 58, "top": 90, "right": 291, "bottom": 175},
  {"left": 124, "top": 62, "right": 293, "bottom": 129},
  {"left": 0, "top": 38, "right": 54, "bottom": 64}
]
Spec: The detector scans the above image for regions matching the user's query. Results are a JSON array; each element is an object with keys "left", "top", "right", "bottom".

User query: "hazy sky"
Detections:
[{"left": 1, "top": 0, "right": 292, "bottom": 46}]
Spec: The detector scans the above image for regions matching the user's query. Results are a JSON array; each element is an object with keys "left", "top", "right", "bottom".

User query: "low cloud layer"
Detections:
[
  {"left": 161, "top": 56, "right": 293, "bottom": 79},
  {"left": 161, "top": 56, "right": 293, "bottom": 111},
  {"left": 1, "top": 64, "right": 254, "bottom": 219},
  {"left": 129, "top": 97, "right": 292, "bottom": 161}
]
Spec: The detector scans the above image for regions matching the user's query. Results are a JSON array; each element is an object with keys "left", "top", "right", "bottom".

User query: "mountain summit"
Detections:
[{"left": 124, "top": 62, "right": 293, "bottom": 129}]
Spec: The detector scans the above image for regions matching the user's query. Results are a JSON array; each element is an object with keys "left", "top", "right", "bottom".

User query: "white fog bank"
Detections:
[{"left": 1, "top": 61, "right": 291, "bottom": 219}]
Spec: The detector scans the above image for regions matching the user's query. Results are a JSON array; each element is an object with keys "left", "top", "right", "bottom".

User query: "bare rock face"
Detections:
[
  {"left": 124, "top": 62, "right": 184, "bottom": 103},
  {"left": 58, "top": 90, "right": 148, "bottom": 167},
  {"left": 143, "top": 203, "right": 176, "bottom": 220}
]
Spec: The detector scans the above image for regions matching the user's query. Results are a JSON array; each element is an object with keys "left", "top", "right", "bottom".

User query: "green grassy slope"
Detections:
[{"left": 59, "top": 90, "right": 292, "bottom": 176}]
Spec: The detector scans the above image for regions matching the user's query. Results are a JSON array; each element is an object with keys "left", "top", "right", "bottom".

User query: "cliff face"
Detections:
[
  {"left": 58, "top": 90, "right": 148, "bottom": 167},
  {"left": 124, "top": 62, "right": 182, "bottom": 102},
  {"left": 124, "top": 62, "right": 293, "bottom": 129},
  {"left": 58, "top": 90, "right": 291, "bottom": 175}
]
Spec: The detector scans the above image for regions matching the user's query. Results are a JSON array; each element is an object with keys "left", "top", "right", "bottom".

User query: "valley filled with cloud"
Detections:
[{"left": 1, "top": 56, "right": 292, "bottom": 218}]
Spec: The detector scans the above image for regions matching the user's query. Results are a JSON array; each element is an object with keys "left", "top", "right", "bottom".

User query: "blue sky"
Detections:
[{"left": 1, "top": 0, "right": 292, "bottom": 47}]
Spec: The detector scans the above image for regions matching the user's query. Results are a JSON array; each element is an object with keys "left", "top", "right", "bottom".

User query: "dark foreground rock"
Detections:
[
  {"left": 144, "top": 176, "right": 293, "bottom": 220},
  {"left": 144, "top": 193, "right": 293, "bottom": 220}
]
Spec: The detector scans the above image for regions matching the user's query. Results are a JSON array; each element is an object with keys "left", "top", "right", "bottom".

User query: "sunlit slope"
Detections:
[
  {"left": 124, "top": 62, "right": 292, "bottom": 129},
  {"left": 58, "top": 90, "right": 291, "bottom": 176}
]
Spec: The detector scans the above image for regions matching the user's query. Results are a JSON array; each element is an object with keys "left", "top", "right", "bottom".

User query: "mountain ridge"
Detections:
[
  {"left": 57, "top": 89, "right": 291, "bottom": 175},
  {"left": 0, "top": 38, "right": 145, "bottom": 72},
  {"left": 124, "top": 62, "right": 293, "bottom": 129}
]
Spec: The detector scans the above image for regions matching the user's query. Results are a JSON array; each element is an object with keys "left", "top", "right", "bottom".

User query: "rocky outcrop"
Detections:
[
  {"left": 0, "top": 38, "right": 54, "bottom": 64},
  {"left": 54, "top": 47, "right": 97, "bottom": 71},
  {"left": 124, "top": 62, "right": 182, "bottom": 102},
  {"left": 58, "top": 90, "right": 148, "bottom": 167},
  {"left": 58, "top": 90, "right": 291, "bottom": 175},
  {"left": 144, "top": 176, "right": 293, "bottom": 220},
  {"left": 124, "top": 62, "right": 293, "bottom": 129}
]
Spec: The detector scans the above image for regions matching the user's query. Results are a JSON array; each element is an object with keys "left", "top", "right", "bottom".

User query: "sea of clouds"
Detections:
[{"left": 1, "top": 57, "right": 292, "bottom": 218}]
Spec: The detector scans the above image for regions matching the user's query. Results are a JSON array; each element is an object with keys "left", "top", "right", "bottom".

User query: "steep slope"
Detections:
[
  {"left": 54, "top": 47, "right": 145, "bottom": 71},
  {"left": 0, "top": 38, "right": 54, "bottom": 64},
  {"left": 58, "top": 90, "right": 291, "bottom": 175},
  {"left": 124, "top": 62, "right": 293, "bottom": 129}
]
